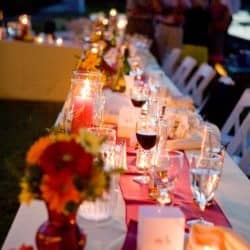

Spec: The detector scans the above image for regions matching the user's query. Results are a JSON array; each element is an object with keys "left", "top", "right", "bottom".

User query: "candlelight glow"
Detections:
[
  {"left": 117, "top": 18, "right": 128, "bottom": 30},
  {"left": 56, "top": 37, "right": 63, "bottom": 46},
  {"left": 102, "top": 18, "right": 109, "bottom": 26},
  {"left": 80, "top": 78, "right": 91, "bottom": 97},
  {"left": 109, "top": 8, "right": 117, "bottom": 17},
  {"left": 19, "top": 14, "right": 29, "bottom": 25},
  {"left": 35, "top": 35, "right": 44, "bottom": 44}
]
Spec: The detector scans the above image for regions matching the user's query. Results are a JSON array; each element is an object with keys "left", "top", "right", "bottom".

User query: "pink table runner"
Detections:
[{"left": 120, "top": 153, "right": 231, "bottom": 249}]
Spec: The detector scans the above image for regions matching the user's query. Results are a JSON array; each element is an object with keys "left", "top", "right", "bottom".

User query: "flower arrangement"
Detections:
[{"left": 19, "top": 130, "right": 110, "bottom": 214}]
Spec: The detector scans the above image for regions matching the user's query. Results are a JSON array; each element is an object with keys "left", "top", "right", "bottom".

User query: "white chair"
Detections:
[
  {"left": 227, "top": 112, "right": 250, "bottom": 176},
  {"left": 184, "top": 63, "right": 216, "bottom": 108},
  {"left": 171, "top": 56, "right": 197, "bottom": 89},
  {"left": 162, "top": 48, "right": 182, "bottom": 77},
  {"left": 221, "top": 88, "right": 250, "bottom": 144}
]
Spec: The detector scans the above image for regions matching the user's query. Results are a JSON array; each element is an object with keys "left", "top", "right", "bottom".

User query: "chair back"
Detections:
[
  {"left": 171, "top": 56, "right": 197, "bottom": 89},
  {"left": 185, "top": 63, "right": 216, "bottom": 106},
  {"left": 162, "top": 48, "right": 181, "bottom": 77},
  {"left": 221, "top": 88, "right": 250, "bottom": 137},
  {"left": 227, "top": 112, "right": 250, "bottom": 175}
]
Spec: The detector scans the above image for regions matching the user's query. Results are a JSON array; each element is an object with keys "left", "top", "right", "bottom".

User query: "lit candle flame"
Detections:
[
  {"left": 56, "top": 37, "right": 63, "bottom": 46},
  {"left": 19, "top": 14, "right": 29, "bottom": 25},
  {"left": 117, "top": 18, "right": 128, "bottom": 30},
  {"left": 109, "top": 8, "right": 117, "bottom": 17},
  {"left": 102, "top": 18, "right": 109, "bottom": 26}
]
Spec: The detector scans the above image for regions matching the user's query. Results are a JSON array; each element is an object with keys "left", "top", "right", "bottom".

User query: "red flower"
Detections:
[
  {"left": 19, "top": 244, "right": 34, "bottom": 250},
  {"left": 39, "top": 140, "right": 93, "bottom": 177}
]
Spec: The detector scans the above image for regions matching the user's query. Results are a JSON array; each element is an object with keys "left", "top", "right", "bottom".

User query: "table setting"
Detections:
[{"left": 2, "top": 8, "right": 250, "bottom": 250}]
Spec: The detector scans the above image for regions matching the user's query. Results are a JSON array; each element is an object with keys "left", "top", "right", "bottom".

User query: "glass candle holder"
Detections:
[{"left": 62, "top": 71, "right": 103, "bottom": 133}]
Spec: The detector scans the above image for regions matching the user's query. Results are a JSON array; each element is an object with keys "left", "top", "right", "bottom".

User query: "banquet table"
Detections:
[
  {"left": 0, "top": 40, "right": 81, "bottom": 102},
  {"left": 2, "top": 50, "right": 250, "bottom": 250}
]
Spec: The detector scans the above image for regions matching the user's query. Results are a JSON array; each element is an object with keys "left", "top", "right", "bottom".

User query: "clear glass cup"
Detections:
[
  {"left": 61, "top": 71, "right": 104, "bottom": 133},
  {"left": 187, "top": 153, "right": 224, "bottom": 226},
  {"left": 201, "top": 122, "right": 221, "bottom": 157},
  {"left": 87, "top": 127, "right": 116, "bottom": 171},
  {"left": 153, "top": 151, "right": 184, "bottom": 203}
]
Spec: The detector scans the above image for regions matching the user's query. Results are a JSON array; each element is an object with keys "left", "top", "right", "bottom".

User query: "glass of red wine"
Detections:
[
  {"left": 130, "top": 78, "right": 148, "bottom": 109},
  {"left": 134, "top": 114, "right": 158, "bottom": 184}
]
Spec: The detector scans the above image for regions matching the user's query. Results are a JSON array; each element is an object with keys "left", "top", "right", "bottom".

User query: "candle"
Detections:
[
  {"left": 55, "top": 37, "right": 63, "bottom": 46},
  {"left": 109, "top": 8, "right": 117, "bottom": 18},
  {"left": 71, "top": 96, "right": 94, "bottom": 133},
  {"left": 71, "top": 78, "right": 94, "bottom": 133}
]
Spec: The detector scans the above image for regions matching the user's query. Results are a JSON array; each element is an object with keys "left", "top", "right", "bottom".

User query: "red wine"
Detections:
[
  {"left": 136, "top": 131, "right": 157, "bottom": 149},
  {"left": 131, "top": 98, "right": 146, "bottom": 107}
]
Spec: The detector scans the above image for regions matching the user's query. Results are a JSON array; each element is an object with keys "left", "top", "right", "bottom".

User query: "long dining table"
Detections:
[{"left": 2, "top": 49, "right": 250, "bottom": 250}]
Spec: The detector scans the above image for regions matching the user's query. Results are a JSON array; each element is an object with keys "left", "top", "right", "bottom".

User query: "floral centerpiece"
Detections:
[
  {"left": 19, "top": 130, "right": 110, "bottom": 250},
  {"left": 76, "top": 17, "right": 130, "bottom": 93}
]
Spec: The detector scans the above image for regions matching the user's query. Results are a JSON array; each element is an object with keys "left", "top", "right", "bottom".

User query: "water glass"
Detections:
[
  {"left": 201, "top": 122, "right": 221, "bottom": 157},
  {"left": 187, "top": 153, "right": 223, "bottom": 226}
]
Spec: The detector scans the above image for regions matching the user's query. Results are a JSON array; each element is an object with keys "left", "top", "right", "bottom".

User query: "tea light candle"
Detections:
[
  {"left": 71, "top": 79, "right": 94, "bottom": 133},
  {"left": 109, "top": 8, "right": 117, "bottom": 18},
  {"left": 35, "top": 34, "right": 44, "bottom": 44},
  {"left": 117, "top": 17, "right": 127, "bottom": 31},
  {"left": 55, "top": 37, "right": 63, "bottom": 46}
]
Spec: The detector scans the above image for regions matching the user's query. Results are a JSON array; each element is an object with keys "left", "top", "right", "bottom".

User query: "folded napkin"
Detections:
[
  {"left": 166, "top": 136, "right": 202, "bottom": 151},
  {"left": 187, "top": 224, "right": 250, "bottom": 250},
  {"left": 166, "top": 96, "right": 195, "bottom": 111}
]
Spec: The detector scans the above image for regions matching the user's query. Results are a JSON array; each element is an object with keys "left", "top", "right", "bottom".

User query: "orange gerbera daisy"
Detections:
[
  {"left": 26, "top": 136, "right": 53, "bottom": 165},
  {"left": 41, "top": 172, "right": 80, "bottom": 213}
]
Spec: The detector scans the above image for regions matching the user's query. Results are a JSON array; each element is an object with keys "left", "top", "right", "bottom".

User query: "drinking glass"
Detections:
[
  {"left": 130, "top": 79, "right": 148, "bottom": 108},
  {"left": 87, "top": 127, "right": 116, "bottom": 171},
  {"left": 134, "top": 115, "right": 158, "bottom": 184},
  {"left": 154, "top": 151, "right": 184, "bottom": 204},
  {"left": 201, "top": 122, "right": 221, "bottom": 157},
  {"left": 187, "top": 153, "right": 223, "bottom": 226}
]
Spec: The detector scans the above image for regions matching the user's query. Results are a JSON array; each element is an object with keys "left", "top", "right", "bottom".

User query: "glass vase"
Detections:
[{"left": 36, "top": 205, "right": 86, "bottom": 250}]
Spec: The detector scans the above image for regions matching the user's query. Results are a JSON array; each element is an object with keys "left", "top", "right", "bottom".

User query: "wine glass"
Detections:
[
  {"left": 154, "top": 151, "right": 184, "bottom": 204},
  {"left": 130, "top": 79, "right": 148, "bottom": 108},
  {"left": 187, "top": 153, "right": 223, "bottom": 226},
  {"left": 134, "top": 115, "right": 158, "bottom": 184},
  {"left": 201, "top": 122, "right": 221, "bottom": 157}
]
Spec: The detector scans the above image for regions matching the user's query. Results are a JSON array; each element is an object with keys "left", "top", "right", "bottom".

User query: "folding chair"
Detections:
[
  {"left": 171, "top": 56, "right": 197, "bottom": 89},
  {"left": 221, "top": 88, "right": 250, "bottom": 144},
  {"left": 162, "top": 48, "right": 181, "bottom": 77},
  {"left": 184, "top": 63, "right": 216, "bottom": 108},
  {"left": 227, "top": 113, "right": 250, "bottom": 176}
]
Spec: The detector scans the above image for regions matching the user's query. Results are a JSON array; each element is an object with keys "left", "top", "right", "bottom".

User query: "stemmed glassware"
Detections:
[
  {"left": 154, "top": 151, "right": 184, "bottom": 205},
  {"left": 130, "top": 79, "right": 148, "bottom": 109},
  {"left": 134, "top": 114, "right": 158, "bottom": 184},
  {"left": 187, "top": 153, "right": 224, "bottom": 226}
]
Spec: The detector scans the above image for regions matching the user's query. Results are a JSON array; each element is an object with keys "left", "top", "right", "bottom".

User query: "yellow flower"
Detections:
[
  {"left": 80, "top": 52, "right": 101, "bottom": 71},
  {"left": 90, "top": 168, "right": 107, "bottom": 197},
  {"left": 77, "top": 129, "right": 105, "bottom": 155},
  {"left": 19, "top": 179, "right": 34, "bottom": 204}
]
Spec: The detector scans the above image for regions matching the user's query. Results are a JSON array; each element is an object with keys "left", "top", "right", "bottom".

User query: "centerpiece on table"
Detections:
[
  {"left": 19, "top": 130, "right": 112, "bottom": 250},
  {"left": 76, "top": 11, "right": 130, "bottom": 93}
]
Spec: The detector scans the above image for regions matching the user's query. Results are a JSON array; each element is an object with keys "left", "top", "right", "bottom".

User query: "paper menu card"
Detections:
[{"left": 137, "top": 206, "right": 185, "bottom": 250}]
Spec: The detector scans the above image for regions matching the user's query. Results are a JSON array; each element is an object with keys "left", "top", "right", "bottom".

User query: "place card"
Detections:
[
  {"left": 117, "top": 106, "right": 138, "bottom": 146},
  {"left": 137, "top": 206, "right": 185, "bottom": 250}
]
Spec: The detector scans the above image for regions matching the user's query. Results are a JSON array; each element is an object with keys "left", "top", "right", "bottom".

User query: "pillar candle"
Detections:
[{"left": 71, "top": 96, "right": 94, "bottom": 134}]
